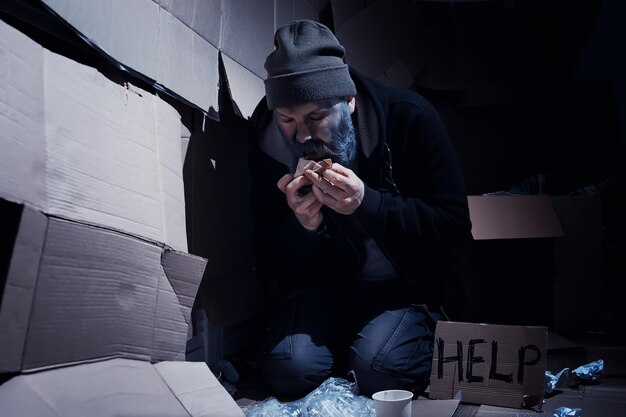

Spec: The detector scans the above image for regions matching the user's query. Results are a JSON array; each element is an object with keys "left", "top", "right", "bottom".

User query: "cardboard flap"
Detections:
[
  {"left": 430, "top": 321, "right": 548, "bottom": 409},
  {"left": 0, "top": 359, "right": 194, "bottom": 416},
  {"left": 161, "top": 249, "right": 207, "bottom": 312},
  {"left": 0, "top": 205, "right": 48, "bottom": 372},
  {"left": 155, "top": 361, "right": 244, "bottom": 417},
  {"left": 152, "top": 250, "right": 207, "bottom": 362},
  {"left": 221, "top": 53, "right": 265, "bottom": 120},
  {"left": 468, "top": 195, "right": 564, "bottom": 240}
]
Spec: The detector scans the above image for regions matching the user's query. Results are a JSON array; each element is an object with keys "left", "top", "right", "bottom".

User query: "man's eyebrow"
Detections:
[{"left": 307, "top": 100, "right": 339, "bottom": 115}]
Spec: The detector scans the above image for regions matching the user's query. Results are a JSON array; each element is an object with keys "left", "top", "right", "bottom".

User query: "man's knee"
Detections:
[
  {"left": 260, "top": 337, "right": 334, "bottom": 396},
  {"left": 348, "top": 305, "right": 436, "bottom": 396}
]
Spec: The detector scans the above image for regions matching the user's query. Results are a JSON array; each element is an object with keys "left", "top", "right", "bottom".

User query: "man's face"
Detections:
[{"left": 274, "top": 98, "right": 357, "bottom": 168}]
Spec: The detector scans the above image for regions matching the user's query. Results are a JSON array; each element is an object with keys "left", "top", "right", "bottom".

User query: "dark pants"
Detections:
[{"left": 258, "top": 278, "right": 440, "bottom": 397}]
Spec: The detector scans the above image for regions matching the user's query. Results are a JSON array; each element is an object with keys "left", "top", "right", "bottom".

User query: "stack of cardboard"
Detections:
[{"left": 0, "top": 17, "right": 242, "bottom": 416}]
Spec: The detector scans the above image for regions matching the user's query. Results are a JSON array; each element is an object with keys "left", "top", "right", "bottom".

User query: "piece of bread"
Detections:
[{"left": 294, "top": 157, "right": 333, "bottom": 177}]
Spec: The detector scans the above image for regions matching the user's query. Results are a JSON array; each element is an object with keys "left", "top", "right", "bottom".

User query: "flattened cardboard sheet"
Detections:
[
  {"left": 468, "top": 195, "right": 564, "bottom": 240},
  {"left": 0, "top": 20, "right": 46, "bottom": 210},
  {"left": 0, "top": 203, "right": 207, "bottom": 373},
  {"left": 430, "top": 321, "right": 548, "bottom": 410},
  {"left": 0, "top": 20, "right": 189, "bottom": 251},
  {"left": 41, "top": 0, "right": 218, "bottom": 111},
  {"left": 158, "top": 0, "right": 221, "bottom": 48},
  {"left": 155, "top": 361, "right": 244, "bottom": 417},
  {"left": 0, "top": 358, "right": 244, "bottom": 417},
  {"left": 220, "top": 0, "right": 274, "bottom": 78}
]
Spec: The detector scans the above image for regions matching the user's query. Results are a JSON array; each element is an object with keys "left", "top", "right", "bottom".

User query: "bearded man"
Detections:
[{"left": 247, "top": 19, "right": 472, "bottom": 398}]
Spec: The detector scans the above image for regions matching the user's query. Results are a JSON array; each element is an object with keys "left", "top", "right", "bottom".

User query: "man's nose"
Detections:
[{"left": 295, "top": 121, "right": 312, "bottom": 143}]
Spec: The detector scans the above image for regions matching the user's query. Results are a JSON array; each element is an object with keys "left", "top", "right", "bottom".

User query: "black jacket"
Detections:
[{"left": 248, "top": 69, "right": 472, "bottom": 319}]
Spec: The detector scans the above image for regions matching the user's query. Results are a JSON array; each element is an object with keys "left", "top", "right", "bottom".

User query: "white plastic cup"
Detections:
[{"left": 372, "top": 389, "right": 413, "bottom": 417}]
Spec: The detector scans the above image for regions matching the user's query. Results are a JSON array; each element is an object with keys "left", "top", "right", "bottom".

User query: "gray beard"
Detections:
[{"left": 287, "top": 102, "right": 357, "bottom": 169}]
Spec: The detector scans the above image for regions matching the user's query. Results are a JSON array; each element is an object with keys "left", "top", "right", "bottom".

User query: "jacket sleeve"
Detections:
[
  {"left": 248, "top": 145, "right": 330, "bottom": 286},
  {"left": 352, "top": 100, "right": 472, "bottom": 250}
]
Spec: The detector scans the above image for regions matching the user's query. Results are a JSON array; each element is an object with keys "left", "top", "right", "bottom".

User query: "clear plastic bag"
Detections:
[{"left": 242, "top": 377, "right": 375, "bottom": 417}]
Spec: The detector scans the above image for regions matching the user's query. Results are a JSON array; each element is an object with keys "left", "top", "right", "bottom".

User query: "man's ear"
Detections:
[{"left": 346, "top": 96, "right": 356, "bottom": 114}]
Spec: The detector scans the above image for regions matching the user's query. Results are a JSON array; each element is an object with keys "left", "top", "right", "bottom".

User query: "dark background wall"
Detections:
[{"left": 401, "top": 0, "right": 625, "bottom": 196}]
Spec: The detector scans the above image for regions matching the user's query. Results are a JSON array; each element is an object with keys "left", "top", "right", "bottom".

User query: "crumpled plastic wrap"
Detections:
[
  {"left": 553, "top": 406, "right": 583, "bottom": 417},
  {"left": 544, "top": 358, "right": 605, "bottom": 395},
  {"left": 544, "top": 368, "right": 571, "bottom": 394},
  {"left": 242, "top": 377, "right": 375, "bottom": 417},
  {"left": 572, "top": 359, "right": 604, "bottom": 382}
]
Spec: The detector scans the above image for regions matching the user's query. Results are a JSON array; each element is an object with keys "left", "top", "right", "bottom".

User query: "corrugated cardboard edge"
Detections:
[{"left": 0, "top": 206, "right": 48, "bottom": 372}]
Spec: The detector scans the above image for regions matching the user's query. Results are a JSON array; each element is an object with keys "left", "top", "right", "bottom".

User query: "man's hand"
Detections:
[
  {"left": 304, "top": 163, "right": 364, "bottom": 215},
  {"left": 277, "top": 173, "right": 324, "bottom": 231}
]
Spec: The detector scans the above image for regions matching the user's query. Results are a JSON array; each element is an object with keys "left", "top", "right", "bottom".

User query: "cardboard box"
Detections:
[
  {"left": 550, "top": 195, "right": 604, "bottom": 334},
  {"left": 219, "top": 0, "right": 274, "bottom": 79},
  {"left": 430, "top": 321, "right": 548, "bottom": 410},
  {"left": 40, "top": 0, "right": 219, "bottom": 112},
  {"left": 0, "top": 358, "right": 243, "bottom": 417},
  {"left": 468, "top": 195, "right": 564, "bottom": 240},
  {"left": 0, "top": 19, "right": 188, "bottom": 251},
  {"left": 462, "top": 195, "right": 565, "bottom": 326},
  {"left": 0, "top": 201, "right": 207, "bottom": 373}
]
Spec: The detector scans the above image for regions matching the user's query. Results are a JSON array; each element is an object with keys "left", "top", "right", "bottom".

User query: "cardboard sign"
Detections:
[{"left": 430, "top": 321, "right": 548, "bottom": 410}]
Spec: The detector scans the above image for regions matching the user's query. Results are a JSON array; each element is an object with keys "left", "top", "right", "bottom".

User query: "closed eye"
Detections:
[{"left": 308, "top": 112, "right": 327, "bottom": 121}]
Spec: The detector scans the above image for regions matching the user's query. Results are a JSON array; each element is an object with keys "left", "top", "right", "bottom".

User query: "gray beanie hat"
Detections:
[{"left": 264, "top": 19, "right": 357, "bottom": 110}]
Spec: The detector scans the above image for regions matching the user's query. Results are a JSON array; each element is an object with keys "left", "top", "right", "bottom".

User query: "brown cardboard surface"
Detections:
[
  {"left": 221, "top": 53, "right": 266, "bottom": 120},
  {"left": 467, "top": 195, "right": 564, "bottom": 240},
  {"left": 157, "top": 8, "right": 219, "bottom": 112},
  {"left": 0, "top": 19, "right": 190, "bottom": 251},
  {"left": 430, "top": 321, "right": 548, "bottom": 409},
  {"left": 0, "top": 202, "right": 207, "bottom": 373},
  {"left": 220, "top": 0, "right": 274, "bottom": 78},
  {"left": 475, "top": 378, "right": 626, "bottom": 417},
  {"left": 413, "top": 398, "right": 460, "bottom": 417},
  {"left": 41, "top": 0, "right": 219, "bottom": 111},
  {"left": 0, "top": 358, "right": 244, "bottom": 417},
  {"left": 0, "top": 19, "right": 46, "bottom": 211},
  {"left": 158, "top": 0, "right": 221, "bottom": 48}
]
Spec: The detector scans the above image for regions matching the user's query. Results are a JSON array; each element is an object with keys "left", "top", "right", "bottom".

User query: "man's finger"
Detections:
[
  {"left": 286, "top": 174, "right": 312, "bottom": 194},
  {"left": 326, "top": 162, "right": 351, "bottom": 177},
  {"left": 311, "top": 183, "right": 337, "bottom": 205},
  {"left": 319, "top": 169, "right": 351, "bottom": 192},
  {"left": 277, "top": 173, "right": 294, "bottom": 193}
]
